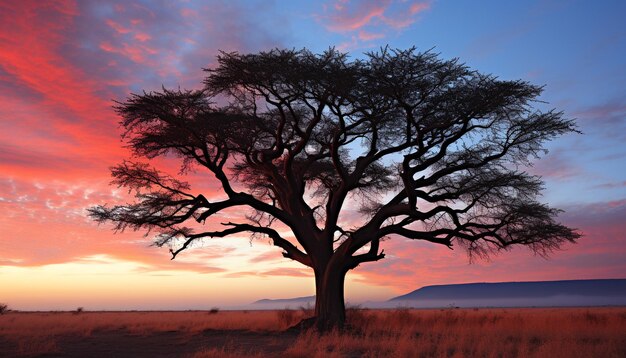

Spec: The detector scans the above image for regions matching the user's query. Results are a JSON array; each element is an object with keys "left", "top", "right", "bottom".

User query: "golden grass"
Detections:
[
  {"left": 0, "top": 310, "right": 295, "bottom": 356},
  {"left": 1, "top": 308, "right": 625, "bottom": 357},
  {"left": 289, "top": 307, "right": 626, "bottom": 357},
  {"left": 0, "top": 310, "right": 288, "bottom": 337}
]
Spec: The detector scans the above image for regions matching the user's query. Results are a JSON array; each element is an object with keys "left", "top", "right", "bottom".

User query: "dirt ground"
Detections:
[{"left": 0, "top": 328, "right": 297, "bottom": 357}]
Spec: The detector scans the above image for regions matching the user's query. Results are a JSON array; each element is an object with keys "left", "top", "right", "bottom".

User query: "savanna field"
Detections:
[{"left": 1, "top": 307, "right": 625, "bottom": 357}]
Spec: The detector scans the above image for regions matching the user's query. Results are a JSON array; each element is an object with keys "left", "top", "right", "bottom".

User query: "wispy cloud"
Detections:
[
  {"left": 316, "top": 0, "right": 431, "bottom": 49},
  {"left": 573, "top": 99, "right": 626, "bottom": 140},
  {"left": 527, "top": 148, "right": 582, "bottom": 181},
  {"left": 593, "top": 181, "right": 626, "bottom": 189},
  {"left": 224, "top": 267, "right": 313, "bottom": 278}
]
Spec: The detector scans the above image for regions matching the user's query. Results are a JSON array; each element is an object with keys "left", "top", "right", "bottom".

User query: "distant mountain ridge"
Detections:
[
  {"left": 246, "top": 279, "right": 626, "bottom": 310},
  {"left": 389, "top": 279, "right": 626, "bottom": 301},
  {"left": 252, "top": 296, "right": 315, "bottom": 305}
]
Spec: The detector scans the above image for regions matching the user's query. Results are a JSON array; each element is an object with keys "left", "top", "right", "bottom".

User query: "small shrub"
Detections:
[
  {"left": 209, "top": 308, "right": 220, "bottom": 314},
  {"left": 583, "top": 310, "right": 607, "bottom": 324},
  {"left": 346, "top": 304, "right": 372, "bottom": 328},
  {"left": 74, "top": 307, "right": 84, "bottom": 315},
  {"left": 0, "top": 303, "right": 8, "bottom": 315},
  {"left": 386, "top": 307, "right": 416, "bottom": 326},
  {"left": 276, "top": 309, "right": 297, "bottom": 328},
  {"left": 298, "top": 303, "right": 314, "bottom": 317}
]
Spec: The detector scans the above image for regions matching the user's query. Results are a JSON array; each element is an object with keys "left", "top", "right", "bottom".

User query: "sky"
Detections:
[{"left": 1, "top": 0, "right": 625, "bottom": 311}]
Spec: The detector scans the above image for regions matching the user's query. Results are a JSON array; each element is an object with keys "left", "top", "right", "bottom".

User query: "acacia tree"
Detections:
[{"left": 90, "top": 48, "right": 580, "bottom": 330}]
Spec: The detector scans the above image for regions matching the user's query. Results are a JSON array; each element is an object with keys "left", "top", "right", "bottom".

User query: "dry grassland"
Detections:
[{"left": 1, "top": 307, "right": 625, "bottom": 357}]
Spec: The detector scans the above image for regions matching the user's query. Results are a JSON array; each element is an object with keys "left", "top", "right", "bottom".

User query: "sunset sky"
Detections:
[{"left": 1, "top": 0, "right": 625, "bottom": 311}]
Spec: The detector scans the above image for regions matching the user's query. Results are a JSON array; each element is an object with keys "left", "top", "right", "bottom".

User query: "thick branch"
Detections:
[{"left": 170, "top": 223, "right": 312, "bottom": 267}]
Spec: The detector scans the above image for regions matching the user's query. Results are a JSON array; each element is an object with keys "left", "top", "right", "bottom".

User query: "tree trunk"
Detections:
[{"left": 314, "top": 265, "right": 347, "bottom": 331}]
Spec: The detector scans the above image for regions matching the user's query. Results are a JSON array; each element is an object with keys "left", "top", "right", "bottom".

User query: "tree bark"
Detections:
[{"left": 314, "top": 264, "right": 347, "bottom": 331}]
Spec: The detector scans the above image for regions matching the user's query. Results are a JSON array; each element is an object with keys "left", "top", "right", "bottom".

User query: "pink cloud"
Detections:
[
  {"left": 0, "top": 1, "right": 127, "bottom": 182},
  {"left": 260, "top": 268, "right": 313, "bottom": 277},
  {"left": 99, "top": 41, "right": 157, "bottom": 64},
  {"left": 225, "top": 268, "right": 313, "bottom": 278},
  {"left": 105, "top": 19, "right": 131, "bottom": 34},
  {"left": 249, "top": 250, "right": 284, "bottom": 263},
  {"left": 134, "top": 32, "right": 151, "bottom": 42},
  {"left": 527, "top": 148, "right": 581, "bottom": 180},
  {"left": 0, "top": 2, "right": 110, "bottom": 119},
  {"left": 317, "top": 0, "right": 431, "bottom": 47},
  {"left": 574, "top": 100, "right": 626, "bottom": 124},
  {"left": 410, "top": 2, "right": 430, "bottom": 14},
  {"left": 594, "top": 181, "right": 626, "bottom": 189},
  {"left": 180, "top": 8, "right": 198, "bottom": 18},
  {"left": 358, "top": 30, "right": 384, "bottom": 41},
  {"left": 572, "top": 99, "right": 626, "bottom": 140},
  {"left": 326, "top": 3, "right": 387, "bottom": 32},
  {"left": 0, "top": 0, "right": 285, "bottom": 182}
]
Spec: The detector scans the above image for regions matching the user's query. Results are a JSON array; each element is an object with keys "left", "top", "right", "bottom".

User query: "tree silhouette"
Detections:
[{"left": 90, "top": 47, "right": 580, "bottom": 330}]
